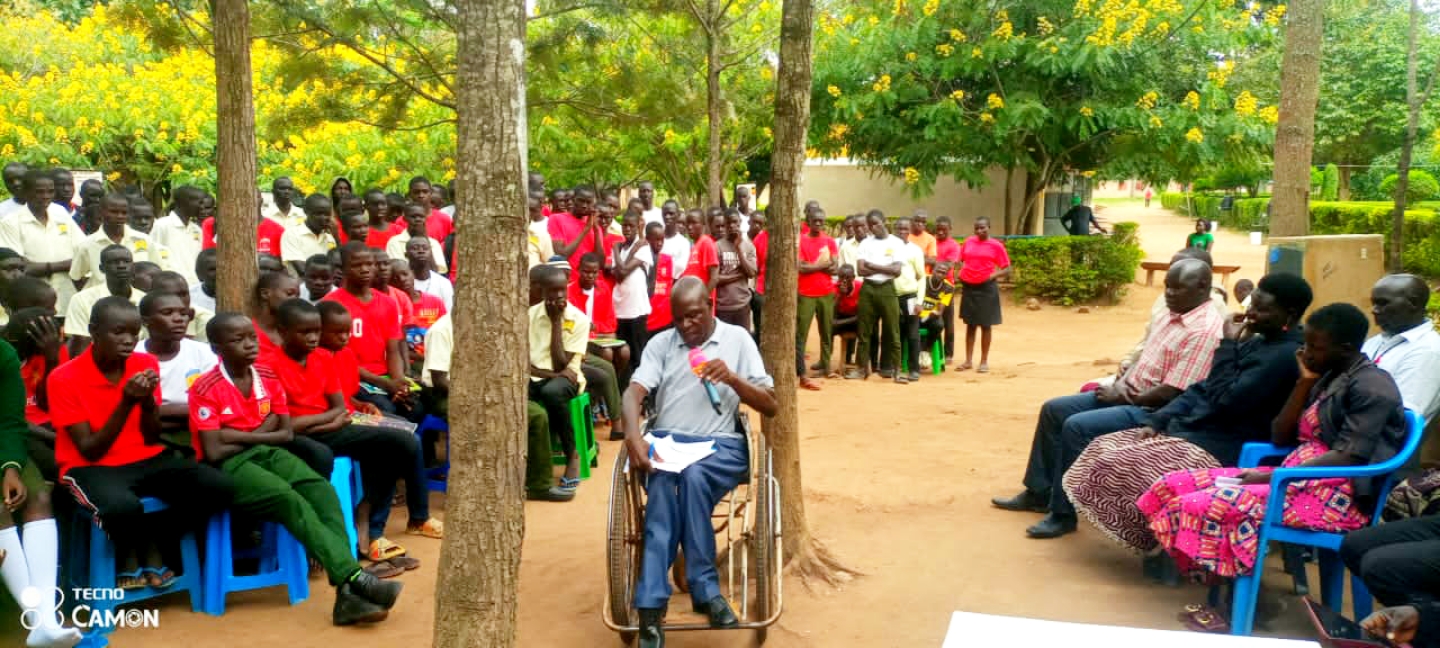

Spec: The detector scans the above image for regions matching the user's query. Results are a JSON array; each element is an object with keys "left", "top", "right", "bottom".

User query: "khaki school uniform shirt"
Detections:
[
  {"left": 152, "top": 212, "right": 204, "bottom": 284},
  {"left": 280, "top": 224, "right": 337, "bottom": 264},
  {"left": 528, "top": 303, "right": 589, "bottom": 390},
  {"left": 70, "top": 227, "right": 164, "bottom": 291},
  {"left": 385, "top": 230, "right": 449, "bottom": 274},
  {"left": 64, "top": 285, "right": 146, "bottom": 337},
  {"left": 0, "top": 205, "right": 84, "bottom": 311}
]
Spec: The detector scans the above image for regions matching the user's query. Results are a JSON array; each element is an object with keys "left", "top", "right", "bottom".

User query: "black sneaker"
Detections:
[
  {"left": 349, "top": 570, "right": 403, "bottom": 609},
  {"left": 638, "top": 607, "right": 665, "bottom": 648},
  {"left": 333, "top": 582, "right": 389, "bottom": 626},
  {"left": 693, "top": 596, "right": 739, "bottom": 628}
]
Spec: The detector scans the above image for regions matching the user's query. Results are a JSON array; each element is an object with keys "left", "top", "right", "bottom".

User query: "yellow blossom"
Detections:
[
  {"left": 828, "top": 123, "right": 850, "bottom": 140},
  {"left": 1184, "top": 91, "right": 1201, "bottom": 111},
  {"left": 828, "top": 85, "right": 842, "bottom": 98},
  {"left": 1259, "top": 105, "right": 1280, "bottom": 124},
  {"left": 106, "top": 172, "right": 121, "bottom": 182},
  {"left": 842, "top": 13, "right": 855, "bottom": 24},
  {"left": 761, "top": 67, "right": 773, "bottom": 80},
  {"left": 921, "top": 0, "right": 938, "bottom": 16},
  {"left": 892, "top": 0, "right": 906, "bottom": 15},
  {"left": 872, "top": 74, "right": 891, "bottom": 92},
  {"left": 0, "top": 144, "right": 12, "bottom": 157},
  {"left": 971, "top": 47, "right": 984, "bottom": 58},
  {"left": 1149, "top": 115, "right": 1164, "bottom": 129},
  {"left": 950, "top": 89, "right": 966, "bottom": 101},
  {"left": 950, "top": 29, "right": 967, "bottom": 42},
  {"left": 762, "top": 127, "right": 772, "bottom": 139},
  {"left": 80, "top": 141, "right": 93, "bottom": 154},
  {"left": 1080, "top": 106, "right": 1094, "bottom": 117},
  {"left": 979, "top": 112, "right": 995, "bottom": 123},
  {"left": 47, "top": 157, "right": 58, "bottom": 165},
  {"left": 993, "top": 20, "right": 1013, "bottom": 41},
  {"left": 903, "top": 167, "right": 920, "bottom": 185},
  {"left": 1234, "top": 91, "right": 1258, "bottom": 117},
  {"left": 1037, "top": 16, "right": 1055, "bottom": 36},
  {"left": 1136, "top": 91, "right": 1159, "bottom": 110},
  {"left": 906, "top": 52, "right": 917, "bottom": 62},
  {"left": 1266, "top": 5, "right": 1286, "bottom": 26},
  {"left": 936, "top": 43, "right": 954, "bottom": 57},
  {"left": 987, "top": 93, "right": 1004, "bottom": 110},
  {"left": 171, "top": 164, "right": 183, "bottom": 174},
  {"left": 869, "top": 15, "right": 880, "bottom": 26},
  {"left": 1185, "top": 127, "right": 1204, "bottom": 143}
]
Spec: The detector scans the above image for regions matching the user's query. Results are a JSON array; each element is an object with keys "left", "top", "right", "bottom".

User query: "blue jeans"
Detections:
[
  {"left": 1020, "top": 392, "right": 1148, "bottom": 517},
  {"left": 633, "top": 433, "right": 749, "bottom": 610}
]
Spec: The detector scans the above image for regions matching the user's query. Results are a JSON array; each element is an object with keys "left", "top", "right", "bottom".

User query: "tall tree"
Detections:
[
  {"left": 432, "top": 0, "right": 530, "bottom": 644},
  {"left": 1390, "top": 0, "right": 1440, "bottom": 272},
  {"left": 761, "top": 0, "right": 854, "bottom": 586},
  {"left": 1270, "top": 0, "right": 1324, "bottom": 237},
  {"left": 213, "top": 0, "right": 259, "bottom": 310}
]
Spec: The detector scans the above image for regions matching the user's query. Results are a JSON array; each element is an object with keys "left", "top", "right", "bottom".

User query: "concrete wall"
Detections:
[{"left": 798, "top": 160, "right": 1031, "bottom": 235}]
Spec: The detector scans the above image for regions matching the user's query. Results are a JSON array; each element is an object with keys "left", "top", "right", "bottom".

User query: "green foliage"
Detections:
[
  {"left": 1160, "top": 192, "right": 1268, "bottom": 230},
  {"left": 1007, "top": 225, "right": 1144, "bottom": 305},
  {"left": 1310, "top": 166, "right": 1324, "bottom": 189},
  {"left": 1194, "top": 159, "right": 1269, "bottom": 196},
  {"left": 1321, "top": 164, "right": 1340, "bottom": 201},
  {"left": 1310, "top": 201, "right": 1440, "bottom": 276},
  {"left": 1381, "top": 170, "right": 1440, "bottom": 203}
]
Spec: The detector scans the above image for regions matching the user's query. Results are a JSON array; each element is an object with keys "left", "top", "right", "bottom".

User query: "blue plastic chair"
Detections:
[
  {"left": 1228, "top": 409, "right": 1426, "bottom": 635},
  {"left": 66, "top": 497, "right": 203, "bottom": 647},
  {"left": 416, "top": 415, "right": 450, "bottom": 493},
  {"left": 200, "top": 509, "right": 309, "bottom": 615},
  {"left": 329, "top": 457, "right": 363, "bottom": 558}
]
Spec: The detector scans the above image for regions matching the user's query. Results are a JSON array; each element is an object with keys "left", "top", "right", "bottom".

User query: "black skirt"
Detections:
[{"left": 960, "top": 279, "right": 1002, "bottom": 326}]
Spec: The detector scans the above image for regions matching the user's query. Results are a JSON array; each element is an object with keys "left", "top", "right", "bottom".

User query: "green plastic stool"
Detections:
[
  {"left": 901, "top": 331, "right": 945, "bottom": 376},
  {"left": 552, "top": 392, "right": 599, "bottom": 480}
]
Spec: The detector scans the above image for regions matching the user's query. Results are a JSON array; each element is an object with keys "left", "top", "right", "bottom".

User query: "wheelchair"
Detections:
[{"left": 602, "top": 410, "right": 783, "bottom": 645}]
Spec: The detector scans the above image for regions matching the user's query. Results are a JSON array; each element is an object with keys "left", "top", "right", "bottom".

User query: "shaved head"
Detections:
[
  {"left": 1165, "top": 258, "right": 1213, "bottom": 314},
  {"left": 672, "top": 276, "right": 708, "bottom": 307}
]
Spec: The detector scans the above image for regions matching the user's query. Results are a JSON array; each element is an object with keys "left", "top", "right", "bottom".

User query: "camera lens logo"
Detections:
[{"left": 18, "top": 586, "right": 65, "bottom": 630}]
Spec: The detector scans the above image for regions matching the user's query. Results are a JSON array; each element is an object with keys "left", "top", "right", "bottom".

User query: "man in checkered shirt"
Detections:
[{"left": 992, "top": 259, "right": 1224, "bottom": 539}]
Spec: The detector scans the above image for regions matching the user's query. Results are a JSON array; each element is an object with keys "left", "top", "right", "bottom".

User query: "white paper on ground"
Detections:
[
  {"left": 642, "top": 433, "right": 716, "bottom": 474},
  {"left": 940, "top": 611, "right": 1319, "bottom": 648}
]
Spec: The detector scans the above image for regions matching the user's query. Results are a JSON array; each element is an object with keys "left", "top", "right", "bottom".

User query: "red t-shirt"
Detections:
[
  {"left": 321, "top": 289, "right": 402, "bottom": 376},
  {"left": 385, "top": 286, "right": 413, "bottom": 328},
  {"left": 48, "top": 350, "right": 164, "bottom": 476},
  {"left": 364, "top": 228, "right": 393, "bottom": 250},
  {"left": 684, "top": 235, "right": 719, "bottom": 284},
  {"left": 646, "top": 253, "right": 675, "bottom": 332},
  {"left": 958, "top": 237, "right": 1011, "bottom": 285},
  {"left": 201, "top": 218, "right": 286, "bottom": 257},
  {"left": 187, "top": 364, "right": 290, "bottom": 461},
  {"left": 254, "top": 323, "right": 284, "bottom": 370},
  {"left": 798, "top": 234, "right": 838, "bottom": 298},
  {"left": 835, "top": 279, "right": 862, "bottom": 316},
  {"left": 269, "top": 349, "right": 341, "bottom": 419},
  {"left": 568, "top": 278, "right": 617, "bottom": 335},
  {"left": 22, "top": 348, "right": 68, "bottom": 426},
  {"left": 201, "top": 217, "right": 215, "bottom": 249},
  {"left": 409, "top": 292, "right": 446, "bottom": 329},
  {"left": 936, "top": 237, "right": 962, "bottom": 282},
  {"left": 316, "top": 347, "right": 361, "bottom": 412},
  {"left": 426, "top": 209, "right": 453, "bottom": 242},
  {"left": 753, "top": 231, "right": 769, "bottom": 295}
]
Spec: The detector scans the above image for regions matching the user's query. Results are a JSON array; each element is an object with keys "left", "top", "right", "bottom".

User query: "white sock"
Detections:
[
  {"left": 0, "top": 526, "right": 31, "bottom": 607},
  {"left": 21, "top": 520, "right": 60, "bottom": 626}
]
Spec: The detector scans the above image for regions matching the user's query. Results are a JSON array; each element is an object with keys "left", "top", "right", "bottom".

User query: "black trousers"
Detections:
[
  {"left": 616, "top": 316, "right": 648, "bottom": 375},
  {"left": 60, "top": 452, "right": 235, "bottom": 543},
  {"left": 1341, "top": 515, "right": 1440, "bottom": 608},
  {"left": 750, "top": 292, "right": 765, "bottom": 343},
  {"left": 897, "top": 293, "right": 920, "bottom": 373},
  {"left": 529, "top": 377, "right": 578, "bottom": 457},
  {"left": 311, "top": 423, "right": 429, "bottom": 539}
]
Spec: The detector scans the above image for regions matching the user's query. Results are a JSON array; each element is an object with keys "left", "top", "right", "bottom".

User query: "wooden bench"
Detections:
[{"left": 1141, "top": 260, "right": 1241, "bottom": 287}]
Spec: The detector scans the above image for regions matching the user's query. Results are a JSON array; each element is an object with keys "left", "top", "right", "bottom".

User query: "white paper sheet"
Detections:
[
  {"left": 642, "top": 433, "right": 716, "bottom": 474},
  {"left": 940, "top": 611, "right": 1319, "bottom": 648}
]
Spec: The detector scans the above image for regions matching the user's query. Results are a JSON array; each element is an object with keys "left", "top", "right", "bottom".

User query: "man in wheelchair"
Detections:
[{"left": 621, "top": 276, "right": 778, "bottom": 648}]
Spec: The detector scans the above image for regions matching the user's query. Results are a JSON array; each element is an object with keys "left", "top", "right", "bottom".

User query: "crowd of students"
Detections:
[{"left": 988, "top": 245, "right": 1440, "bottom": 643}]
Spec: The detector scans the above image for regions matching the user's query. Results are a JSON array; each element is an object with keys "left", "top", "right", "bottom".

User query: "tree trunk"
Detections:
[
  {"left": 706, "top": 0, "right": 724, "bottom": 208},
  {"left": 1270, "top": 0, "right": 1324, "bottom": 237},
  {"left": 1392, "top": 0, "right": 1424, "bottom": 273},
  {"left": 1001, "top": 167, "right": 1014, "bottom": 235},
  {"left": 213, "top": 0, "right": 258, "bottom": 312},
  {"left": 1020, "top": 169, "right": 1043, "bottom": 235},
  {"left": 1338, "top": 165, "right": 1352, "bottom": 201},
  {"left": 432, "top": 0, "right": 530, "bottom": 645},
  {"left": 761, "top": 0, "right": 854, "bottom": 587}
]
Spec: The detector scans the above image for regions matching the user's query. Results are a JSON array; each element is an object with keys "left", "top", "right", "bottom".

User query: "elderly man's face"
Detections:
[{"left": 674, "top": 287, "right": 713, "bottom": 347}]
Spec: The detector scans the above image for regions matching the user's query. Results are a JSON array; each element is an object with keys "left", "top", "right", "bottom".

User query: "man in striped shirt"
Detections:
[{"left": 992, "top": 259, "right": 1224, "bottom": 539}]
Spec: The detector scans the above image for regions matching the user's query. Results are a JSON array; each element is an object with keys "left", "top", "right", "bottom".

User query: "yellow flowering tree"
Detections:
[{"left": 811, "top": 0, "right": 1282, "bottom": 232}]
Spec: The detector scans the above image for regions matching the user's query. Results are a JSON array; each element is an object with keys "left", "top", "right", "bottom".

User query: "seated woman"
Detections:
[
  {"left": 1141, "top": 302, "right": 1407, "bottom": 629},
  {"left": 1064, "top": 273, "right": 1312, "bottom": 558}
]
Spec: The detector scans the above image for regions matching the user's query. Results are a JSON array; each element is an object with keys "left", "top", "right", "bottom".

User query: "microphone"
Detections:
[{"left": 687, "top": 347, "right": 725, "bottom": 416}]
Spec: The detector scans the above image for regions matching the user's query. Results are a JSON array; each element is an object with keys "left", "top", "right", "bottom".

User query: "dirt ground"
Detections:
[{"left": 19, "top": 202, "right": 1322, "bottom": 646}]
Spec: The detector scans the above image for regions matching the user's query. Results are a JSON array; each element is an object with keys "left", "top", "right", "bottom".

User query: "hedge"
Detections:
[
  {"left": 1159, "top": 192, "right": 1269, "bottom": 231},
  {"left": 1006, "top": 221, "right": 1144, "bottom": 305}
]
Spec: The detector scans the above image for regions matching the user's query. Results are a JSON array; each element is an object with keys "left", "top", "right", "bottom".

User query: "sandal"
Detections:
[
  {"left": 957, "top": 362, "right": 974, "bottom": 371},
  {"left": 1179, "top": 604, "right": 1230, "bottom": 634},
  {"left": 799, "top": 377, "right": 822, "bottom": 391},
  {"left": 558, "top": 477, "right": 581, "bottom": 493},
  {"left": 143, "top": 567, "right": 177, "bottom": 589},
  {"left": 389, "top": 555, "right": 421, "bottom": 571},
  {"left": 367, "top": 537, "right": 408, "bottom": 562},
  {"left": 977, "top": 363, "right": 990, "bottom": 373},
  {"left": 363, "top": 560, "right": 404, "bottom": 579},
  {"left": 117, "top": 570, "right": 146, "bottom": 591},
  {"left": 405, "top": 518, "right": 444, "bottom": 539}
]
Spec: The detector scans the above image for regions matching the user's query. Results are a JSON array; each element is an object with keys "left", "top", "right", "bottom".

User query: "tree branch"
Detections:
[
  {"left": 529, "top": 2, "right": 610, "bottom": 21},
  {"left": 297, "top": 11, "right": 457, "bottom": 111},
  {"left": 375, "top": 0, "right": 455, "bottom": 94}
]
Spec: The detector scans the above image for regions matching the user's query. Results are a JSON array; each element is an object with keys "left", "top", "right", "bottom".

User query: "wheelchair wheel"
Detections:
[
  {"left": 752, "top": 447, "right": 777, "bottom": 644},
  {"left": 607, "top": 450, "right": 640, "bottom": 645}
]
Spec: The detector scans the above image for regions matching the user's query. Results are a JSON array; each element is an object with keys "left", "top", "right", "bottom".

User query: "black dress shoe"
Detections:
[
  {"left": 638, "top": 608, "right": 665, "bottom": 648},
  {"left": 991, "top": 490, "right": 1048, "bottom": 513},
  {"left": 1026, "top": 514, "right": 1078, "bottom": 539},
  {"left": 349, "top": 571, "right": 403, "bottom": 609},
  {"left": 333, "top": 583, "right": 389, "bottom": 626},
  {"left": 693, "top": 596, "right": 739, "bottom": 628}
]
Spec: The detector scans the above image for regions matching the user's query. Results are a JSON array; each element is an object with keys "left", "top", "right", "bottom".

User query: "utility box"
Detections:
[{"left": 1265, "top": 235, "right": 1385, "bottom": 325}]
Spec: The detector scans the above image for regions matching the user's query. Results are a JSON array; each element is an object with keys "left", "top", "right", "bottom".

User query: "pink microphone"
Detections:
[{"left": 687, "top": 347, "right": 724, "bottom": 415}]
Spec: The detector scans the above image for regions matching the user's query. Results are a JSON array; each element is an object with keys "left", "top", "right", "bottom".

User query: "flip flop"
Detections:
[
  {"left": 143, "top": 567, "right": 177, "bottom": 589},
  {"left": 558, "top": 476, "right": 581, "bottom": 493},
  {"left": 1179, "top": 604, "right": 1230, "bottom": 634},
  {"left": 799, "top": 377, "right": 822, "bottom": 391},
  {"left": 405, "top": 518, "right": 444, "bottom": 539},
  {"left": 977, "top": 364, "right": 990, "bottom": 374},
  {"left": 389, "top": 555, "right": 421, "bottom": 571},
  {"left": 367, "top": 537, "right": 407, "bottom": 562},
  {"left": 364, "top": 560, "right": 404, "bottom": 579},
  {"left": 117, "top": 570, "right": 146, "bottom": 590}
]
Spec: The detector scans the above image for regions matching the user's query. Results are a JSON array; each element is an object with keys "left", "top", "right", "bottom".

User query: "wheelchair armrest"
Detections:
[{"left": 1238, "top": 443, "right": 1294, "bottom": 469}]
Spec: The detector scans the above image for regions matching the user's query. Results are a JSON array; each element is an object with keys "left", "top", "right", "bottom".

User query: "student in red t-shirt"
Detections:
[
  {"left": 551, "top": 188, "right": 607, "bottom": 270},
  {"left": 931, "top": 216, "right": 963, "bottom": 365},
  {"left": 4, "top": 294, "right": 65, "bottom": 481},
  {"left": 642, "top": 222, "right": 676, "bottom": 334},
  {"left": 682, "top": 209, "right": 719, "bottom": 292},
  {"left": 833, "top": 264, "right": 862, "bottom": 367},
  {"left": 190, "top": 312, "right": 402, "bottom": 626},
  {"left": 362, "top": 189, "right": 397, "bottom": 249},
  {"left": 407, "top": 177, "right": 453, "bottom": 242},
  {"left": 317, "top": 301, "right": 374, "bottom": 416},
  {"left": 272, "top": 299, "right": 441, "bottom": 567},
  {"left": 51, "top": 298, "right": 234, "bottom": 588},
  {"left": 748, "top": 210, "right": 768, "bottom": 340},
  {"left": 370, "top": 250, "right": 414, "bottom": 328},
  {"left": 796, "top": 208, "right": 839, "bottom": 387},
  {"left": 569, "top": 252, "right": 628, "bottom": 385},
  {"left": 957, "top": 217, "right": 1012, "bottom": 373},
  {"left": 321, "top": 243, "right": 414, "bottom": 418}
]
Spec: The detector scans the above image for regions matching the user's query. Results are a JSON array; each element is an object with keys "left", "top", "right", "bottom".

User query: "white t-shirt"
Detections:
[
  {"left": 1363, "top": 320, "right": 1440, "bottom": 424},
  {"left": 662, "top": 234, "right": 691, "bottom": 273},
  {"left": 611, "top": 238, "right": 652, "bottom": 320},
  {"left": 189, "top": 283, "right": 217, "bottom": 313},
  {"left": 642, "top": 207, "right": 663, "bottom": 227},
  {"left": 413, "top": 272, "right": 454, "bottom": 313},
  {"left": 153, "top": 339, "right": 218, "bottom": 404},
  {"left": 422, "top": 313, "right": 452, "bottom": 387},
  {"left": 856, "top": 235, "right": 905, "bottom": 283}
]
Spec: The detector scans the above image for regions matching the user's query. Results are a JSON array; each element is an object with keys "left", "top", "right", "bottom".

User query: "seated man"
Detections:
[
  {"left": 139, "top": 291, "right": 217, "bottom": 457},
  {"left": 322, "top": 243, "right": 416, "bottom": 419},
  {"left": 528, "top": 264, "right": 589, "bottom": 493},
  {"left": 148, "top": 270, "right": 213, "bottom": 344},
  {"left": 1343, "top": 513, "right": 1440, "bottom": 648},
  {"left": 301, "top": 253, "right": 335, "bottom": 304},
  {"left": 0, "top": 324, "right": 82, "bottom": 648},
  {"left": 622, "top": 276, "right": 778, "bottom": 648},
  {"left": 4, "top": 278, "right": 62, "bottom": 481},
  {"left": 64, "top": 245, "right": 145, "bottom": 358},
  {"left": 422, "top": 312, "right": 571, "bottom": 502},
  {"left": 992, "top": 259, "right": 1224, "bottom": 538},
  {"left": 570, "top": 252, "right": 631, "bottom": 380},
  {"left": 189, "top": 312, "right": 402, "bottom": 625},
  {"left": 50, "top": 297, "right": 233, "bottom": 596},
  {"left": 1364, "top": 274, "right": 1440, "bottom": 425}
]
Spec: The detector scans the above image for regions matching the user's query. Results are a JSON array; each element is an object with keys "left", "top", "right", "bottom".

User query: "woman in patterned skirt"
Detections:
[{"left": 1141, "top": 303, "right": 1407, "bottom": 629}]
